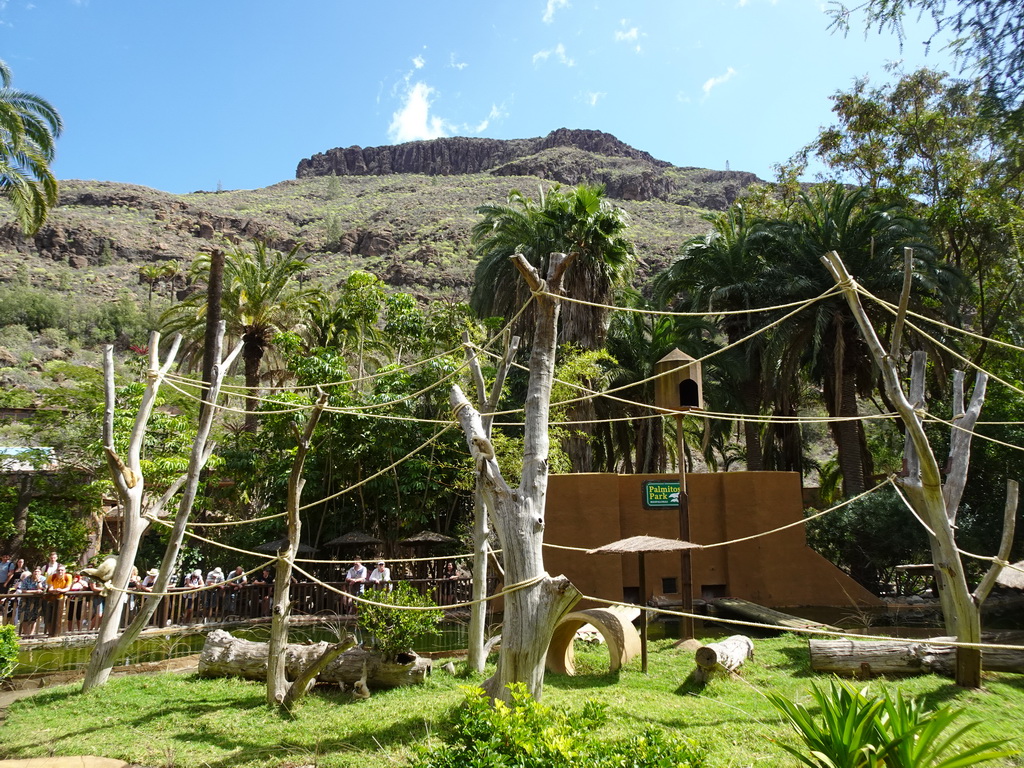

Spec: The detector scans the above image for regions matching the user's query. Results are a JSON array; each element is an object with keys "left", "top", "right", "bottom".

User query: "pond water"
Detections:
[
  {"left": 15, "top": 607, "right": 949, "bottom": 677},
  {"left": 15, "top": 621, "right": 472, "bottom": 676}
]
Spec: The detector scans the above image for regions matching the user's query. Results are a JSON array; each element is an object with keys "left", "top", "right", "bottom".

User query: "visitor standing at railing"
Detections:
[
  {"left": 369, "top": 561, "right": 391, "bottom": 591},
  {"left": 0, "top": 554, "right": 15, "bottom": 594},
  {"left": 42, "top": 551, "right": 61, "bottom": 579},
  {"left": 4, "top": 558, "right": 25, "bottom": 595},
  {"left": 45, "top": 564, "right": 73, "bottom": 634},
  {"left": 16, "top": 568, "right": 45, "bottom": 635},
  {"left": 344, "top": 558, "right": 367, "bottom": 614}
]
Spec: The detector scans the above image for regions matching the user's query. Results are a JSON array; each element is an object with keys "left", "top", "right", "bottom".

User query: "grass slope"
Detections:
[{"left": 2, "top": 636, "right": 1022, "bottom": 768}]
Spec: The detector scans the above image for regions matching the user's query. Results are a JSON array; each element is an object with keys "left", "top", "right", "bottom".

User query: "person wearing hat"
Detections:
[
  {"left": 139, "top": 568, "right": 159, "bottom": 593},
  {"left": 368, "top": 560, "right": 391, "bottom": 591},
  {"left": 180, "top": 569, "right": 204, "bottom": 624},
  {"left": 205, "top": 567, "right": 225, "bottom": 619}
]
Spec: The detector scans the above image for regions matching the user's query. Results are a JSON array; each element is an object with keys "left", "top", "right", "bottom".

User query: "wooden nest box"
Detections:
[{"left": 654, "top": 348, "right": 702, "bottom": 412}]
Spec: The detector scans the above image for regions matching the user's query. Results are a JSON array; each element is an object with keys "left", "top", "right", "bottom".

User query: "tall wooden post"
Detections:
[{"left": 676, "top": 415, "right": 694, "bottom": 639}]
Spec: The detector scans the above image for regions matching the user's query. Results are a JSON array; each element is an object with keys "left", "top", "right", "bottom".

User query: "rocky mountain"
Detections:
[
  {"left": 297, "top": 128, "right": 759, "bottom": 208},
  {"left": 0, "top": 129, "right": 765, "bottom": 304}
]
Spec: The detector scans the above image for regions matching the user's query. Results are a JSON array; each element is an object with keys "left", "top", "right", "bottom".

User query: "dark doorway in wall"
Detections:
[
  {"left": 701, "top": 584, "right": 728, "bottom": 600},
  {"left": 623, "top": 586, "right": 640, "bottom": 605}
]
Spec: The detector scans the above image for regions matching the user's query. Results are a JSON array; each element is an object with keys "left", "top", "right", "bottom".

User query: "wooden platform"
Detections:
[{"left": 709, "top": 598, "right": 840, "bottom": 633}]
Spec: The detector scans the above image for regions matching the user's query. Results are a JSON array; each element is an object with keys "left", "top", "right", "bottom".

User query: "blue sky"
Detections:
[{"left": 1, "top": 0, "right": 955, "bottom": 194}]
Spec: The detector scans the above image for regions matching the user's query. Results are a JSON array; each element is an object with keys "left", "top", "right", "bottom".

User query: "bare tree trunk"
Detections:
[
  {"left": 93, "top": 325, "right": 241, "bottom": 680},
  {"left": 83, "top": 332, "right": 182, "bottom": 692},
  {"left": 462, "top": 331, "right": 519, "bottom": 675},
  {"left": 267, "top": 392, "right": 328, "bottom": 708},
  {"left": 821, "top": 250, "right": 1016, "bottom": 688},
  {"left": 451, "top": 253, "right": 582, "bottom": 703}
]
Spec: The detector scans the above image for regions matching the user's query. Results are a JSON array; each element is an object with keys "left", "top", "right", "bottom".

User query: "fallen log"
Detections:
[
  {"left": 198, "top": 629, "right": 431, "bottom": 688},
  {"left": 809, "top": 633, "right": 1024, "bottom": 678},
  {"left": 692, "top": 634, "right": 753, "bottom": 683}
]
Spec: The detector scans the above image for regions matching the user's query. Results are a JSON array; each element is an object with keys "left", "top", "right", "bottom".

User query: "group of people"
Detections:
[
  {"left": 343, "top": 558, "right": 391, "bottom": 613},
  {"left": 0, "top": 549, "right": 469, "bottom": 635},
  {"left": 0, "top": 552, "right": 105, "bottom": 636},
  {"left": 0, "top": 551, "right": 281, "bottom": 636}
]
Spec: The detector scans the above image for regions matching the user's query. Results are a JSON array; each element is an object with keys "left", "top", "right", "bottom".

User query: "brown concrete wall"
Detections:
[{"left": 545, "top": 472, "right": 880, "bottom": 608}]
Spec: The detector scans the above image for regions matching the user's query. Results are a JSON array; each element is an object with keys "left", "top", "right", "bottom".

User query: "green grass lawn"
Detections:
[{"left": 2, "top": 635, "right": 1023, "bottom": 768}]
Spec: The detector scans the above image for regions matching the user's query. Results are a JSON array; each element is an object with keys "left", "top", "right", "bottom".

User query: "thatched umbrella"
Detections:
[
  {"left": 323, "top": 531, "right": 383, "bottom": 549},
  {"left": 996, "top": 561, "right": 1024, "bottom": 590},
  {"left": 254, "top": 538, "right": 317, "bottom": 555},
  {"left": 398, "top": 530, "right": 456, "bottom": 579},
  {"left": 588, "top": 535, "right": 701, "bottom": 673}
]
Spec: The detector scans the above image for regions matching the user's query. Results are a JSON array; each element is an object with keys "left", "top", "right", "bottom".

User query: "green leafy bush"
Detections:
[
  {"left": 0, "top": 625, "right": 19, "bottom": 679},
  {"left": 357, "top": 581, "right": 443, "bottom": 661},
  {"left": 768, "top": 678, "right": 1016, "bottom": 768},
  {"left": 412, "top": 683, "right": 706, "bottom": 768}
]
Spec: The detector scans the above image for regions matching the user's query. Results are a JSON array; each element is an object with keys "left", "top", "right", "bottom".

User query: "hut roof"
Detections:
[
  {"left": 398, "top": 531, "right": 456, "bottom": 547},
  {"left": 996, "top": 561, "right": 1024, "bottom": 590},
  {"left": 323, "top": 531, "right": 383, "bottom": 548},
  {"left": 587, "top": 535, "right": 700, "bottom": 555},
  {"left": 254, "top": 538, "right": 316, "bottom": 554}
]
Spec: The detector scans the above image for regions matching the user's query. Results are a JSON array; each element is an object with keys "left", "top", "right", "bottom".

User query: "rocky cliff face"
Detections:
[
  {"left": 296, "top": 128, "right": 758, "bottom": 207},
  {"left": 296, "top": 128, "right": 667, "bottom": 179}
]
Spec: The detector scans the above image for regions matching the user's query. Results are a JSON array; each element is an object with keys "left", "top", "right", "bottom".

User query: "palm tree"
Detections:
[
  {"left": 471, "top": 183, "right": 635, "bottom": 350},
  {"left": 138, "top": 264, "right": 164, "bottom": 308},
  {"left": 472, "top": 184, "right": 635, "bottom": 471},
  {"left": 0, "top": 59, "right": 63, "bottom": 234},
  {"left": 162, "top": 241, "right": 316, "bottom": 430},
  {"left": 768, "top": 184, "right": 959, "bottom": 496},
  {"left": 302, "top": 271, "right": 394, "bottom": 384},
  {"left": 653, "top": 204, "right": 779, "bottom": 470}
]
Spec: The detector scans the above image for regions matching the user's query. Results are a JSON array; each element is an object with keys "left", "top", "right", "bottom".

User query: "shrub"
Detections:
[
  {"left": 412, "top": 683, "right": 706, "bottom": 768},
  {"left": 767, "top": 678, "right": 1016, "bottom": 768},
  {"left": 0, "top": 625, "right": 19, "bottom": 679},
  {"left": 357, "top": 581, "right": 443, "bottom": 661}
]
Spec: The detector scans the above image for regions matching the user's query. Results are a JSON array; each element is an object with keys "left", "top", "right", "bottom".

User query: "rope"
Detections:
[
  {"left": 543, "top": 479, "right": 888, "bottom": 553},
  {"left": 290, "top": 560, "right": 542, "bottom": 611},
  {"left": 535, "top": 290, "right": 847, "bottom": 318},
  {"left": 578, "top": 593, "right": 1024, "bottom": 651},
  {"left": 297, "top": 423, "right": 454, "bottom": 511}
]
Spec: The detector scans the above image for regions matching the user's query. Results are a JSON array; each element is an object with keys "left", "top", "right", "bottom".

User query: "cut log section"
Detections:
[
  {"left": 692, "top": 635, "right": 754, "bottom": 683},
  {"left": 809, "top": 633, "right": 1024, "bottom": 678},
  {"left": 198, "top": 629, "right": 431, "bottom": 688},
  {"left": 546, "top": 607, "right": 641, "bottom": 675}
]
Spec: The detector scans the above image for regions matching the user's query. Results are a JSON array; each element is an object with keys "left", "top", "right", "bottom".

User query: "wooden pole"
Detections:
[
  {"left": 638, "top": 551, "right": 648, "bottom": 674},
  {"left": 676, "top": 415, "right": 694, "bottom": 639}
]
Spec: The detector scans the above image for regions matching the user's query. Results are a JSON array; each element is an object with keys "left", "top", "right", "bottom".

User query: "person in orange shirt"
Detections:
[{"left": 45, "top": 564, "right": 73, "bottom": 633}]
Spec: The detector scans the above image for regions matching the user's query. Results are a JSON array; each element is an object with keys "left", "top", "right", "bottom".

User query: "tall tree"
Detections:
[
  {"left": 452, "top": 252, "right": 581, "bottom": 704},
  {"left": 471, "top": 184, "right": 634, "bottom": 471},
  {"left": 471, "top": 183, "right": 634, "bottom": 350},
  {"left": 162, "top": 241, "right": 316, "bottom": 430},
  {"left": 0, "top": 59, "right": 62, "bottom": 234},
  {"left": 829, "top": 0, "right": 1024, "bottom": 119},
  {"left": 653, "top": 205, "right": 779, "bottom": 470},
  {"left": 797, "top": 67, "right": 1023, "bottom": 366},
  {"left": 769, "top": 184, "right": 958, "bottom": 496}
]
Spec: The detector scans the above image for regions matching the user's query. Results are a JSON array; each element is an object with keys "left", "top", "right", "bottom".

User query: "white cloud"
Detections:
[
  {"left": 449, "top": 52, "right": 468, "bottom": 70},
  {"left": 532, "top": 43, "right": 574, "bottom": 67},
  {"left": 582, "top": 91, "right": 606, "bottom": 107},
  {"left": 473, "top": 103, "right": 506, "bottom": 133},
  {"left": 542, "top": 0, "right": 568, "bottom": 23},
  {"left": 412, "top": 55, "right": 425, "bottom": 69},
  {"left": 388, "top": 82, "right": 452, "bottom": 143},
  {"left": 702, "top": 67, "right": 737, "bottom": 98},
  {"left": 614, "top": 19, "right": 642, "bottom": 52}
]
